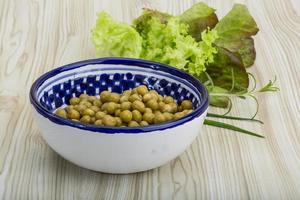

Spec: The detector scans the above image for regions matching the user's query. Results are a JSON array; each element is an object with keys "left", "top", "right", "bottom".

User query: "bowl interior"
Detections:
[{"left": 37, "top": 62, "right": 204, "bottom": 112}]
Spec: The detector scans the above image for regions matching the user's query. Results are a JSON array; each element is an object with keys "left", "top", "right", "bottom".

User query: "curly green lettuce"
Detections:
[
  {"left": 135, "top": 16, "right": 218, "bottom": 76},
  {"left": 91, "top": 12, "right": 142, "bottom": 58}
]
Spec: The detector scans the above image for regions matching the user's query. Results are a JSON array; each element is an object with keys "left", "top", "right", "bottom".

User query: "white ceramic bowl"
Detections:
[{"left": 30, "top": 58, "right": 208, "bottom": 174}]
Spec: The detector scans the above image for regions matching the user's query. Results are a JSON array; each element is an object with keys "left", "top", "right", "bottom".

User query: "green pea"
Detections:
[
  {"left": 90, "top": 117, "right": 96, "bottom": 124},
  {"left": 142, "top": 93, "right": 153, "bottom": 102},
  {"left": 154, "top": 113, "right": 166, "bottom": 124},
  {"left": 80, "top": 115, "right": 91, "bottom": 124},
  {"left": 132, "top": 100, "right": 145, "bottom": 113},
  {"left": 65, "top": 105, "right": 74, "bottom": 113},
  {"left": 115, "top": 117, "right": 122, "bottom": 127},
  {"left": 132, "top": 88, "right": 138, "bottom": 94},
  {"left": 55, "top": 108, "right": 67, "bottom": 118},
  {"left": 114, "top": 109, "right": 121, "bottom": 117},
  {"left": 74, "top": 104, "right": 87, "bottom": 114},
  {"left": 69, "top": 97, "right": 80, "bottom": 105},
  {"left": 154, "top": 112, "right": 166, "bottom": 124},
  {"left": 110, "top": 92, "right": 120, "bottom": 103},
  {"left": 123, "top": 90, "right": 132, "bottom": 96},
  {"left": 163, "top": 112, "right": 173, "bottom": 121},
  {"left": 95, "top": 111, "right": 106, "bottom": 120},
  {"left": 90, "top": 105, "right": 100, "bottom": 113},
  {"left": 128, "top": 121, "right": 139, "bottom": 127},
  {"left": 160, "top": 104, "right": 172, "bottom": 113},
  {"left": 154, "top": 110, "right": 162, "bottom": 115},
  {"left": 140, "top": 121, "right": 149, "bottom": 126},
  {"left": 94, "top": 119, "right": 103, "bottom": 126},
  {"left": 93, "top": 99, "right": 102, "bottom": 107},
  {"left": 136, "top": 85, "right": 148, "bottom": 96},
  {"left": 158, "top": 95, "right": 164, "bottom": 102},
  {"left": 102, "top": 115, "right": 117, "bottom": 126},
  {"left": 146, "top": 99, "right": 158, "bottom": 110},
  {"left": 158, "top": 102, "right": 166, "bottom": 112},
  {"left": 79, "top": 94, "right": 89, "bottom": 100},
  {"left": 83, "top": 108, "right": 95, "bottom": 117},
  {"left": 145, "top": 108, "right": 152, "bottom": 113},
  {"left": 120, "top": 95, "right": 129, "bottom": 103},
  {"left": 178, "top": 105, "right": 183, "bottom": 112},
  {"left": 149, "top": 90, "right": 159, "bottom": 96},
  {"left": 68, "top": 109, "right": 80, "bottom": 120},
  {"left": 100, "top": 91, "right": 111, "bottom": 102},
  {"left": 169, "top": 102, "right": 178, "bottom": 113},
  {"left": 88, "top": 96, "right": 97, "bottom": 102},
  {"left": 121, "top": 102, "right": 131, "bottom": 110},
  {"left": 106, "top": 102, "right": 116, "bottom": 115},
  {"left": 129, "top": 94, "right": 142, "bottom": 102},
  {"left": 174, "top": 112, "right": 185, "bottom": 119},
  {"left": 80, "top": 101, "right": 92, "bottom": 108},
  {"left": 132, "top": 110, "right": 142, "bottom": 122},
  {"left": 101, "top": 102, "right": 108, "bottom": 111},
  {"left": 181, "top": 100, "right": 193, "bottom": 110},
  {"left": 183, "top": 109, "right": 193, "bottom": 115},
  {"left": 120, "top": 110, "right": 132, "bottom": 123},
  {"left": 164, "top": 96, "right": 174, "bottom": 104},
  {"left": 143, "top": 112, "right": 155, "bottom": 124}
]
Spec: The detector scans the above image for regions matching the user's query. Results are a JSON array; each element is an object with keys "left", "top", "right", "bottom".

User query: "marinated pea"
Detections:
[
  {"left": 120, "top": 110, "right": 132, "bottom": 123},
  {"left": 83, "top": 108, "right": 95, "bottom": 117},
  {"left": 55, "top": 108, "right": 67, "bottom": 118},
  {"left": 102, "top": 115, "right": 117, "bottom": 126},
  {"left": 140, "top": 121, "right": 149, "bottom": 126},
  {"left": 128, "top": 121, "right": 139, "bottom": 127},
  {"left": 136, "top": 85, "right": 148, "bottom": 96},
  {"left": 132, "top": 110, "right": 142, "bottom": 122},
  {"left": 100, "top": 91, "right": 111, "bottom": 102},
  {"left": 181, "top": 100, "right": 193, "bottom": 110},
  {"left": 121, "top": 102, "right": 131, "bottom": 110},
  {"left": 129, "top": 94, "right": 142, "bottom": 102},
  {"left": 132, "top": 100, "right": 145, "bottom": 113},
  {"left": 69, "top": 97, "right": 80, "bottom": 105},
  {"left": 68, "top": 109, "right": 80, "bottom": 120},
  {"left": 54, "top": 85, "right": 194, "bottom": 127},
  {"left": 146, "top": 99, "right": 158, "bottom": 111},
  {"left": 110, "top": 92, "right": 120, "bottom": 103},
  {"left": 143, "top": 112, "right": 154, "bottom": 124}
]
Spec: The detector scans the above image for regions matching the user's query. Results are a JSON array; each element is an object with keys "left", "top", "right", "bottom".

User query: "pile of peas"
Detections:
[{"left": 55, "top": 85, "right": 194, "bottom": 127}]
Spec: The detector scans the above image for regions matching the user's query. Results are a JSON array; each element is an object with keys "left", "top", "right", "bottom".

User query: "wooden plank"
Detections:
[{"left": 0, "top": 0, "right": 299, "bottom": 199}]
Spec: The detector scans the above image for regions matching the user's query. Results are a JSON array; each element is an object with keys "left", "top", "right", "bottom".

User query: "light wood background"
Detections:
[{"left": 0, "top": 0, "right": 300, "bottom": 199}]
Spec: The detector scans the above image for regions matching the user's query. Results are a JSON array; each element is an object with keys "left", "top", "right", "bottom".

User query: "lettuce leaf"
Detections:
[
  {"left": 213, "top": 4, "right": 259, "bottom": 67},
  {"left": 134, "top": 14, "right": 218, "bottom": 76},
  {"left": 179, "top": 2, "right": 218, "bottom": 41},
  {"left": 92, "top": 12, "right": 142, "bottom": 58},
  {"left": 206, "top": 47, "right": 249, "bottom": 92}
]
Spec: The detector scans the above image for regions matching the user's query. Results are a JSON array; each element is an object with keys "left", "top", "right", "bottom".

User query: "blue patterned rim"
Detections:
[{"left": 30, "top": 57, "right": 209, "bottom": 134}]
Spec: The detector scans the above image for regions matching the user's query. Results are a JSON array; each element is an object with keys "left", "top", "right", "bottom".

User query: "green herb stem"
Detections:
[
  {"left": 206, "top": 113, "right": 264, "bottom": 124},
  {"left": 204, "top": 119, "right": 265, "bottom": 138}
]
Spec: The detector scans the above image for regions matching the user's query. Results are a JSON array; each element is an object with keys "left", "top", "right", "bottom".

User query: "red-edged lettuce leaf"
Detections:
[
  {"left": 198, "top": 47, "right": 249, "bottom": 107},
  {"left": 213, "top": 4, "right": 258, "bottom": 67},
  {"left": 179, "top": 2, "right": 218, "bottom": 41},
  {"left": 134, "top": 8, "right": 171, "bottom": 34},
  {"left": 206, "top": 47, "right": 249, "bottom": 92},
  {"left": 238, "top": 37, "right": 256, "bottom": 67}
]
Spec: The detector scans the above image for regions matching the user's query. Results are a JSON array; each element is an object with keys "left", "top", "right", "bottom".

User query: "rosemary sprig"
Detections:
[{"left": 203, "top": 74, "right": 279, "bottom": 137}]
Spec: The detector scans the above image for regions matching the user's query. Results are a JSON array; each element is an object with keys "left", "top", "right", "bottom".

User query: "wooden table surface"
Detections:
[{"left": 1, "top": 0, "right": 300, "bottom": 199}]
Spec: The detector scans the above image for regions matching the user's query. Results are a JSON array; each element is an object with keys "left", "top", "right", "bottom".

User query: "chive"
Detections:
[
  {"left": 206, "top": 113, "right": 264, "bottom": 124},
  {"left": 204, "top": 119, "right": 265, "bottom": 138}
]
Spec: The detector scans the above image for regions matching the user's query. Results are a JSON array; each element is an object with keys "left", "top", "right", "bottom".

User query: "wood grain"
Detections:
[{"left": 0, "top": 0, "right": 299, "bottom": 199}]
